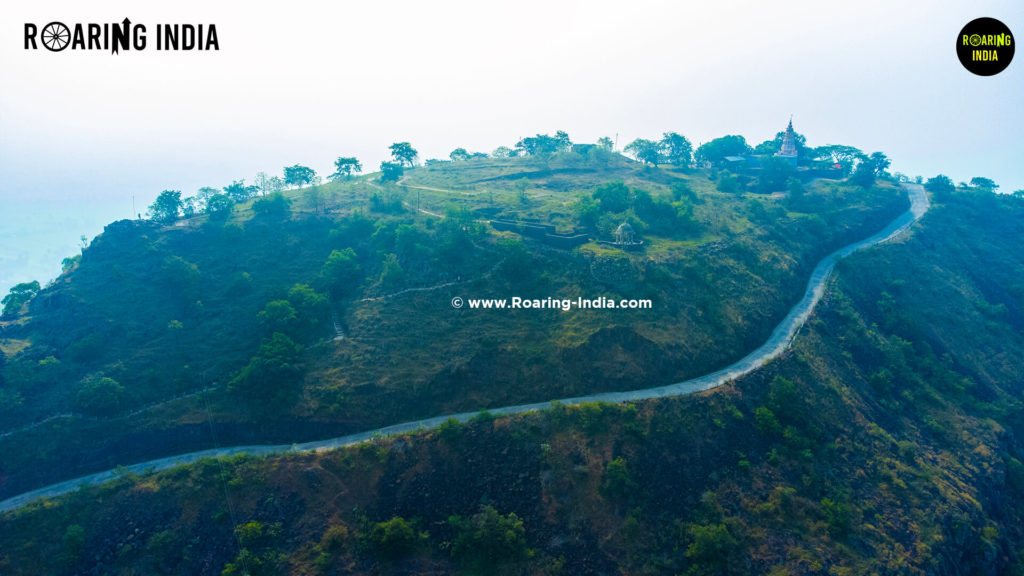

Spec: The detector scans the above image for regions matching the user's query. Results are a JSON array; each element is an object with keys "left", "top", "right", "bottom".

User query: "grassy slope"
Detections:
[
  {"left": 2, "top": 192, "right": 1022, "bottom": 574},
  {"left": 0, "top": 154, "right": 905, "bottom": 498}
]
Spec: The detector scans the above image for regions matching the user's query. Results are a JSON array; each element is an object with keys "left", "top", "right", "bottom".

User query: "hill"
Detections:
[
  {"left": 1, "top": 185, "right": 1022, "bottom": 574},
  {"left": 0, "top": 153, "right": 906, "bottom": 497}
]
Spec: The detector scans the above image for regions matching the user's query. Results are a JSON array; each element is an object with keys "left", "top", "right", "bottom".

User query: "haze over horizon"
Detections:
[{"left": 1, "top": 0, "right": 1022, "bottom": 292}]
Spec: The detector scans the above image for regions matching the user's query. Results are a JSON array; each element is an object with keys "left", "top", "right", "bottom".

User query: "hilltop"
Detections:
[{"left": 0, "top": 146, "right": 908, "bottom": 498}]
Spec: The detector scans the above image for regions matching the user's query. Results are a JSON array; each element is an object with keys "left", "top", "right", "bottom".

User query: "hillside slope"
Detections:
[
  {"left": 0, "top": 155, "right": 906, "bottom": 498},
  {"left": 1, "top": 189, "right": 1022, "bottom": 574}
]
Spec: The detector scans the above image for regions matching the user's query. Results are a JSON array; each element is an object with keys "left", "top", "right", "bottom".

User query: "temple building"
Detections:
[{"left": 775, "top": 118, "right": 799, "bottom": 166}]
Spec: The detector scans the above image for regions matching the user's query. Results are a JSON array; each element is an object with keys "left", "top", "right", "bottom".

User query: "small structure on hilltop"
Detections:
[
  {"left": 598, "top": 221, "right": 643, "bottom": 251},
  {"left": 614, "top": 222, "right": 635, "bottom": 244},
  {"left": 774, "top": 117, "right": 799, "bottom": 166}
]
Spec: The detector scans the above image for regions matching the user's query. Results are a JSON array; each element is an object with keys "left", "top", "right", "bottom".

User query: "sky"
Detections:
[{"left": 1, "top": 0, "right": 1022, "bottom": 292}]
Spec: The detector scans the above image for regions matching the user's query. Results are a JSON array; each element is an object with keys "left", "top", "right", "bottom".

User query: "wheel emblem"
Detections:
[{"left": 41, "top": 22, "right": 71, "bottom": 52}]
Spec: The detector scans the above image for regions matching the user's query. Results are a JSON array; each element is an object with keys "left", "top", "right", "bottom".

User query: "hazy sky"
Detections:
[{"left": 1, "top": 0, "right": 1022, "bottom": 291}]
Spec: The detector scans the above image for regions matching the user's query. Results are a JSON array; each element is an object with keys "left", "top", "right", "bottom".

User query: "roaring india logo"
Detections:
[{"left": 957, "top": 17, "right": 1015, "bottom": 76}]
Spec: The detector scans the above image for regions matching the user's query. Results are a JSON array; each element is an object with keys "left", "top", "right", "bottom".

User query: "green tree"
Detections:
[
  {"left": 252, "top": 192, "right": 292, "bottom": 220},
  {"left": 329, "top": 157, "right": 362, "bottom": 180},
  {"left": 514, "top": 132, "right": 571, "bottom": 156},
  {"left": 229, "top": 332, "right": 304, "bottom": 405},
  {"left": 257, "top": 300, "right": 298, "bottom": 335},
  {"left": 492, "top": 146, "right": 512, "bottom": 158},
  {"left": 758, "top": 156, "right": 797, "bottom": 193},
  {"left": 322, "top": 248, "right": 361, "bottom": 298},
  {"left": 149, "top": 190, "right": 183, "bottom": 224},
  {"left": 379, "top": 253, "right": 405, "bottom": 288},
  {"left": 925, "top": 174, "right": 955, "bottom": 201},
  {"left": 2, "top": 280, "right": 40, "bottom": 318},
  {"left": 593, "top": 181, "right": 631, "bottom": 212},
  {"left": 449, "top": 506, "right": 528, "bottom": 568},
  {"left": 695, "top": 135, "right": 751, "bottom": 165},
  {"left": 969, "top": 176, "right": 998, "bottom": 192},
  {"left": 379, "top": 161, "right": 404, "bottom": 183},
  {"left": 224, "top": 179, "right": 258, "bottom": 202},
  {"left": 812, "top": 144, "right": 864, "bottom": 176},
  {"left": 283, "top": 164, "right": 316, "bottom": 188},
  {"left": 685, "top": 523, "right": 737, "bottom": 563},
  {"left": 597, "top": 136, "right": 615, "bottom": 151},
  {"left": 716, "top": 172, "right": 741, "bottom": 194},
  {"left": 365, "top": 517, "right": 424, "bottom": 557},
  {"left": 74, "top": 377, "right": 126, "bottom": 417},
  {"left": 600, "top": 457, "right": 637, "bottom": 500},
  {"left": 660, "top": 132, "right": 693, "bottom": 166},
  {"left": 624, "top": 138, "right": 662, "bottom": 166},
  {"left": 389, "top": 142, "right": 419, "bottom": 167},
  {"left": 205, "top": 193, "right": 234, "bottom": 221},
  {"left": 449, "top": 147, "right": 470, "bottom": 161}
]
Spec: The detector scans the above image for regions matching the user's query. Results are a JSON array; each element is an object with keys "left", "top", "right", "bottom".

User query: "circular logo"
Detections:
[
  {"left": 957, "top": 18, "right": 1015, "bottom": 76},
  {"left": 40, "top": 22, "right": 71, "bottom": 52}
]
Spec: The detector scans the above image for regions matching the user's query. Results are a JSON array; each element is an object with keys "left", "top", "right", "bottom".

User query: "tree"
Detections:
[
  {"left": 149, "top": 190, "right": 183, "bottom": 224},
  {"left": 660, "top": 132, "right": 693, "bottom": 166},
  {"left": 322, "top": 248, "right": 361, "bottom": 297},
  {"left": 329, "top": 157, "right": 362, "bottom": 180},
  {"left": 514, "top": 132, "right": 572, "bottom": 156},
  {"left": 593, "top": 181, "right": 631, "bottom": 212},
  {"left": 379, "top": 253, "right": 405, "bottom": 288},
  {"left": 181, "top": 197, "right": 198, "bottom": 218},
  {"left": 229, "top": 332, "right": 303, "bottom": 405},
  {"left": 252, "top": 192, "right": 292, "bottom": 220},
  {"left": 695, "top": 135, "right": 751, "bottom": 165},
  {"left": 597, "top": 136, "right": 615, "bottom": 151},
  {"left": 389, "top": 142, "right": 419, "bottom": 167},
  {"left": 224, "top": 179, "right": 258, "bottom": 202},
  {"left": 257, "top": 300, "right": 297, "bottom": 335},
  {"left": 515, "top": 178, "right": 530, "bottom": 202},
  {"left": 850, "top": 161, "right": 876, "bottom": 188},
  {"left": 624, "top": 138, "right": 662, "bottom": 166},
  {"left": 253, "top": 171, "right": 271, "bottom": 196},
  {"left": 758, "top": 156, "right": 797, "bottom": 193},
  {"left": 868, "top": 151, "right": 891, "bottom": 175},
  {"left": 379, "top": 161, "right": 404, "bottom": 183},
  {"left": 268, "top": 176, "right": 285, "bottom": 193},
  {"left": 205, "top": 194, "right": 234, "bottom": 222},
  {"left": 365, "top": 517, "right": 425, "bottom": 558},
  {"left": 283, "top": 164, "right": 316, "bottom": 188},
  {"left": 491, "top": 146, "right": 512, "bottom": 158},
  {"left": 74, "top": 377, "right": 125, "bottom": 417},
  {"left": 196, "top": 186, "right": 219, "bottom": 207},
  {"left": 448, "top": 506, "right": 528, "bottom": 568},
  {"left": 717, "top": 172, "right": 741, "bottom": 194},
  {"left": 925, "top": 174, "right": 956, "bottom": 201},
  {"left": 812, "top": 145, "right": 865, "bottom": 176},
  {"left": 969, "top": 176, "right": 998, "bottom": 192},
  {"left": 449, "top": 147, "right": 470, "bottom": 162},
  {"left": 2, "top": 280, "right": 40, "bottom": 318},
  {"left": 599, "top": 457, "right": 637, "bottom": 500}
]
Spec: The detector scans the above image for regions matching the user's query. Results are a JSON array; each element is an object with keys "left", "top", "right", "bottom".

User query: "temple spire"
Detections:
[{"left": 776, "top": 116, "right": 798, "bottom": 164}]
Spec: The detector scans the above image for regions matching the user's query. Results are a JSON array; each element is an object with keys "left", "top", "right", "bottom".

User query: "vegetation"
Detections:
[
  {"left": 3, "top": 185, "right": 1023, "bottom": 574},
  {"left": 0, "top": 142, "right": 911, "bottom": 503}
]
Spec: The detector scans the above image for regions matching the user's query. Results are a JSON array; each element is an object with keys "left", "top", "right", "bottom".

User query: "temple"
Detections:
[{"left": 775, "top": 117, "right": 798, "bottom": 165}]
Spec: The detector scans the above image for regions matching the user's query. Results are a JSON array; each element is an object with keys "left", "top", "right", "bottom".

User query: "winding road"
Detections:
[{"left": 0, "top": 185, "right": 930, "bottom": 514}]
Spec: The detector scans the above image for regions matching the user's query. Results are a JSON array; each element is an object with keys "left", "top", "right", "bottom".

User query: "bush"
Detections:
[
  {"left": 449, "top": 505, "right": 529, "bottom": 568},
  {"left": 74, "top": 377, "right": 126, "bottom": 417},
  {"left": 252, "top": 192, "right": 291, "bottom": 220},
  {"left": 364, "top": 516, "right": 424, "bottom": 557}
]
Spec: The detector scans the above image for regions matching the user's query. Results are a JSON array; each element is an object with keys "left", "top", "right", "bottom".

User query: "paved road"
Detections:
[{"left": 0, "top": 185, "right": 929, "bottom": 514}]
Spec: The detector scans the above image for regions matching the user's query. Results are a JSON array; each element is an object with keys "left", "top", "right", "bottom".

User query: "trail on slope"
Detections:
[{"left": 0, "top": 185, "right": 929, "bottom": 514}]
